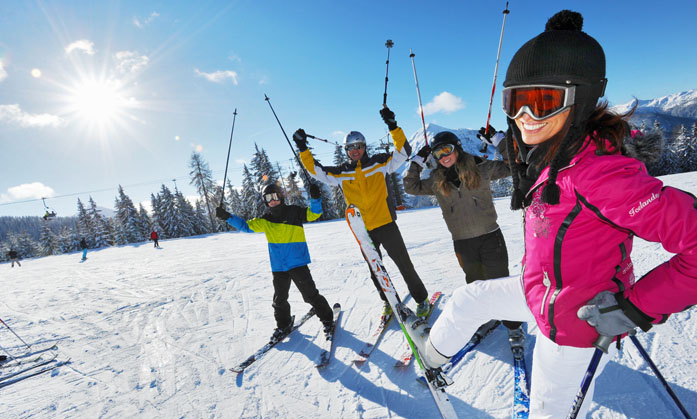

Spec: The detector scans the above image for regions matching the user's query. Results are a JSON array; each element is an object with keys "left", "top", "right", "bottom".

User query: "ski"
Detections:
[
  {"left": 352, "top": 294, "right": 412, "bottom": 367},
  {"left": 512, "top": 354, "right": 530, "bottom": 418},
  {"left": 0, "top": 358, "right": 70, "bottom": 389},
  {"left": 417, "top": 321, "right": 500, "bottom": 385},
  {"left": 0, "top": 353, "right": 59, "bottom": 383},
  {"left": 315, "top": 303, "right": 342, "bottom": 368},
  {"left": 346, "top": 205, "right": 457, "bottom": 418},
  {"left": 2, "top": 344, "right": 58, "bottom": 362},
  {"left": 394, "top": 291, "right": 443, "bottom": 367},
  {"left": 230, "top": 308, "right": 315, "bottom": 374}
]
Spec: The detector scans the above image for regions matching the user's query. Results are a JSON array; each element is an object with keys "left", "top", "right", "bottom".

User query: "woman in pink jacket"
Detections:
[{"left": 407, "top": 9, "right": 697, "bottom": 418}]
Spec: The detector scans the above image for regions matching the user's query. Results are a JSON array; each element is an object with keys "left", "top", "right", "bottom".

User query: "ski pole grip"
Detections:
[{"left": 593, "top": 335, "right": 613, "bottom": 353}]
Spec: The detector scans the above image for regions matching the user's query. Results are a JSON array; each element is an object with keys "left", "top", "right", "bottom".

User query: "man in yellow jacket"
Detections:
[{"left": 293, "top": 107, "right": 430, "bottom": 317}]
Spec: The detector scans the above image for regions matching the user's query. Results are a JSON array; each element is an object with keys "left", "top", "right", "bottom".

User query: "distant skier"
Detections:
[
  {"left": 80, "top": 238, "right": 88, "bottom": 261},
  {"left": 403, "top": 128, "right": 525, "bottom": 357},
  {"left": 42, "top": 210, "right": 56, "bottom": 221},
  {"left": 293, "top": 106, "right": 431, "bottom": 318},
  {"left": 215, "top": 182, "right": 336, "bottom": 343},
  {"left": 150, "top": 230, "right": 160, "bottom": 248},
  {"left": 403, "top": 10, "right": 697, "bottom": 418},
  {"left": 6, "top": 249, "right": 21, "bottom": 267}
]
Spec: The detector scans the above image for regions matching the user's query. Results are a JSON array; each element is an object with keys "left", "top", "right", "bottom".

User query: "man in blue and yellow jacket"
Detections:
[
  {"left": 215, "top": 182, "right": 335, "bottom": 343},
  {"left": 292, "top": 106, "right": 430, "bottom": 317}
]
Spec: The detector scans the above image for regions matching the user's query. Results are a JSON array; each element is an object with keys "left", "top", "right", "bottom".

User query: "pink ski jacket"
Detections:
[{"left": 522, "top": 137, "right": 697, "bottom": 347}]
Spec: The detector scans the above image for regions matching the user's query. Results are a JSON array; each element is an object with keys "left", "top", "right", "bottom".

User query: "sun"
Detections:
[{"left": 67, "top": 77, "right": 131, "bottom": 126}]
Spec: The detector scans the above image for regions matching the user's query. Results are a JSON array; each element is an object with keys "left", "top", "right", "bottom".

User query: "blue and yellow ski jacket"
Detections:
[{"left": 224, "top": 198, "right": 322, "bottom": 272}]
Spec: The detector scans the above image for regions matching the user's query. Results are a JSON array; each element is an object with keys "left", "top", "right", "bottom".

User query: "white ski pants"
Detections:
[{"left": 429, "top": 274, "right": 617, "bottom": 418}]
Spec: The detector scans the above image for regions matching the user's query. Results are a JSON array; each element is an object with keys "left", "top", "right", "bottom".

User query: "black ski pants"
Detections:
[
  {"left": 365, "top": 221, "right": 428, "bottom": 304},
  {"left": 272, "top": 265, "right": 333, "bottom": 329},
  {"left": 453, "top": 228, "right": 521, "bottom": 330}
]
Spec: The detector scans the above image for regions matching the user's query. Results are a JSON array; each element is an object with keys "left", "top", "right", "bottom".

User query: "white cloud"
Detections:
[
  {"left": 0, "top": 59, "right": 7, "bottom": 82},
  {"left": 0, "top": 182, "right": 55, "bottom": 203},
  {"left": 133, "top": 12, "right": 160, "bottom": 28},
  {"left": 114, "top": 50, "right": 149, "bottom": 74},
  {"left": 65, "top": 39, "right": 95, "bottom": 55},
  {"left": 258, "top": 75, "right": 269, "bottom": 85},
  {"left": 422, "top": 91, "right": 465, "bottom": 116},
  {"left": 0, "top": 104, "right": 64, "bottom": 128},
  {"left": 194, "top": 69, "right": 238, "bottom": 84},
  {"left": 332, "top": 130, "right": 346, "bottom": 139}
]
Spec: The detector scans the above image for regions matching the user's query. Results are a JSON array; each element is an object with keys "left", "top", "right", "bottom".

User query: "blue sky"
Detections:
[{"left": 1, "top": 0, "right": 696, "bottom": 217}]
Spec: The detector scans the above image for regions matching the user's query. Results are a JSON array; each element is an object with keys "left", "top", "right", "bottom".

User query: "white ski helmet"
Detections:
[{"left": 343, "top": 131, "right": 366, "bottom": 149}]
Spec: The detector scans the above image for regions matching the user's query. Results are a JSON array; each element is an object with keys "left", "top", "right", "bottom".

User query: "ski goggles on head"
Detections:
[
  {"left": 263, "top": 192, "right": 280, "bottom": 203},
  {"left": 345, "top": 143, "right": 365, "bottom": 152},
  {"left": 432, "top": 143, "right": 456, "bottom": 160},
  {"left": 502, "top": 84, "right": 576, "bottom": 121}
]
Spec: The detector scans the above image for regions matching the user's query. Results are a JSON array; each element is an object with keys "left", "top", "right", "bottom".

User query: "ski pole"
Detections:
[
  {"left": 307, "top": 134, "right": 342, "bottom": 147},
  {"left": 481, "top": 1, "right": 511, "bottom": 153},
  {"left": 383, "top": 39, "right": 394, "bottom": 107},
  {"left": 263, "top": 94, "right": 314, "bottom": 187},
  {"left": 0, "top": 342, "right": 19, "bottom": 362},
  {"left": 409, "top": 48, "right": 430, "bottom": 146},
  {"left": 219, "top": 108, "right": 238, "bottom": 207},
  {"left": 629, "top": 335, "right": 692, "bottom": 419},
  {"left": 567, "top": 335, "right": 612, "bottom": 419},
  {"left": 0, "top": 317, "right": 31, "bottom": 349}
]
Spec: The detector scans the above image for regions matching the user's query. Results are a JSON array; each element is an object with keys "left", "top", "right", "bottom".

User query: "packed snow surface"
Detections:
[{"left": 2, "top": 172, "right": 697, "bottom": 418}]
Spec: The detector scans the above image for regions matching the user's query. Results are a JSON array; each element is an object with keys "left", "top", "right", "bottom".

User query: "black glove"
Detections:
[
  {"left": 416, "top": 144, "right": 431, "bottom": 158},
  {"left": 477, "top": 125, "right": 505, "bottom": 146},
  {"left": 293, "top": 129, "right": 308, "bottom": 151},
  {"left": 379, "top": 106, "right": 398, "bottom": 131},
  {"left": 215, "top": 206, "right": 231, "bottom": 221},
  {"left": 309, "top": 183, "right": 321, "bottom": 199}
]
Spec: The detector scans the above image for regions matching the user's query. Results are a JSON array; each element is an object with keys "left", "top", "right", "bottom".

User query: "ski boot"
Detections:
[
  {"left": 269, "top": 323, "right": 292, "bottom": 344},
  {"left": 322, "top": 320, "right": 335, "bottom": 340},
  {"left": 473, "top": 319, "right": 501, "bottom": 340},
  {"left": 416, "top": 298, "right": 432, "bottom": 317},
  {"left": 507, "top": 325, "right": 525, "bottom": 360}
]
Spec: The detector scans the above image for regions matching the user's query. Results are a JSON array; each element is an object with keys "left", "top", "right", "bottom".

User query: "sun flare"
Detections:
[{"left": 68, "top": 78, "right": 130, "bottom": 126}]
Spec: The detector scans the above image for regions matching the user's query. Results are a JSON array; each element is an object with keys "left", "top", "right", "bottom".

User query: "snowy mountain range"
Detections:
[{"left": 613, "top": 89, "right": 697, "bottom": 133}]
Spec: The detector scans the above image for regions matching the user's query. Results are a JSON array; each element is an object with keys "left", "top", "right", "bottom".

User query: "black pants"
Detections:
[
  {"left": 454, "top": 229, "right": 521, "bottom": 330},
  {"left": 364, "top": 221, "right": 428, "bottom": 304},
  {"left": 153, "top": 239, "right": 159, "bottom": 248},
  {"left": 272, "top": 265, "right": 333, "bottom": 329}
]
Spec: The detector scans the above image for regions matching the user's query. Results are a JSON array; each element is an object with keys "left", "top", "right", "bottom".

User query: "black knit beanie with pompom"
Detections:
[{"left": 503, "top": 10, "right": 607, "bottom": 208}]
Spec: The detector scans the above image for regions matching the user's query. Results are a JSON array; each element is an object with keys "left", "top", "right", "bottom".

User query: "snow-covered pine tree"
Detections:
[
  {"left": 194, "top": 200, "right": 210, "bottom": 234},
  {"left": 157, "top": 184, "right": 180, "bottom": 238},
  {"left": 110, "top": 217, "right": 127, "bottom": 246},
  {"left": 284, "top": 171, "right": 305, "bottom": 207},
  {"left": 250, "top": 144, "right": 279, "bottom": 216},
  {"left": 88, "top": 196, "right": 112, "bottom": 248},
  {"left": 76, "top": 198, "right": 94, "bottom": 247},
  {"left": 329, "top": 144, "right": 348, "bottom": 218},
  {"left": 137, "top": 203, "right": 152, "bottom": 240},
  {"left": 189, "top": 152, "right": 217, "bottom": 232},
  {"left": 240, "top": 164, "right": 260, "bottom": 218},
  {"left": 115, "top": 185, "right": 141, "bottom": 243},
  {"left": 174, "top": 188, "right": 197, "bottom": 237},
  {"left": 56, "top": 225, "right": 78, "bottom": 254},
  {"left": 150, "top": 193, "right": 165, "bottom": 239},
  {"left": 38, "top": 221, "right": 58, "bottom": 256}
]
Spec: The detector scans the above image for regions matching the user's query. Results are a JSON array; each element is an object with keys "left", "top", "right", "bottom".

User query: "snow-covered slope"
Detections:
[{"left": 1, "top": 172, "right": 697, "bottom": 418}]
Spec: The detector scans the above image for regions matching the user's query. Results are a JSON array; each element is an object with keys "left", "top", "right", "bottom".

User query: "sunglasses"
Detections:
[
  {"left": 432, "top": 143, "right": 456, "bottom": 160},
  {"left": 345, "top": 143, "right": 365, "bottom": 152},
  {"left": 263, "top": 192, "right": 280, "bottom": 203},
  {"left": 502, "top": 84, "right": 575, "bottom": 121}
]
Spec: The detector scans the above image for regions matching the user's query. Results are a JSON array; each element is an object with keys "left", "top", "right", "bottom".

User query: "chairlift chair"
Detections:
[{"left": 42, "top": 197, "right": 57, "bottom": 220}]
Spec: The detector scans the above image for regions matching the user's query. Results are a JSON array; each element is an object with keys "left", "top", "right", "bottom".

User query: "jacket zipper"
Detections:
[{"left": 541, "top": 270, "right": 551, "bottom": 316}]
